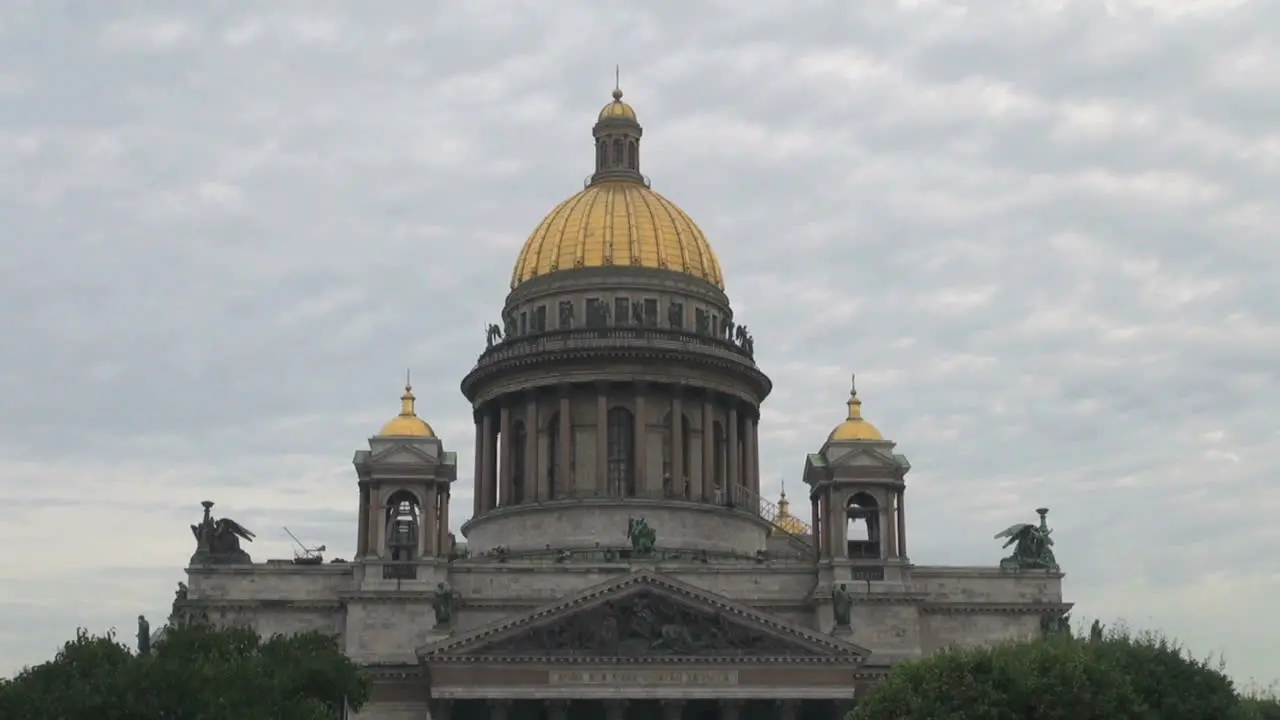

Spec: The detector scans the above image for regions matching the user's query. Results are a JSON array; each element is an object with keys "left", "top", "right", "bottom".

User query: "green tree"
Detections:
[
  {"left": 0, "top": 622, "right": 368, "bottom": 720},
  {"left": 851, "top": 626, "right": 1244, "bottom": 720}
]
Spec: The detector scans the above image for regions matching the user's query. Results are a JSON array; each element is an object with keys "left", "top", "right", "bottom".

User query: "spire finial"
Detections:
[
  {"left": 399, "top": 372, "right": 416, "bottom": 417},
  {"left": 612, "top": 65, "right": 623, "bottom": 100},
  {"left": 405, "top": 368, "right": 412, "bottom": 392},
  {"left": 846, "top": 372, "right": 863, "bottom": 421},
  {"left": 780, "top": 478, "right": 787, "bottom": 499}
]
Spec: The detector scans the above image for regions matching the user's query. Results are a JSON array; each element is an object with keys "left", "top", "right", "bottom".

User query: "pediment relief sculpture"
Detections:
[{"left": 477, "top": 589, "right": 823, "bottom": 658}]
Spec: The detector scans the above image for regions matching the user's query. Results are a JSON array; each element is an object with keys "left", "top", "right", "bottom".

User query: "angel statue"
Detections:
[
  {"left": 190, "top": 501, "right": 256, "bottom": 565},
  {"left": 994, "top": 507, "right": 1058, "bottom": 571}
]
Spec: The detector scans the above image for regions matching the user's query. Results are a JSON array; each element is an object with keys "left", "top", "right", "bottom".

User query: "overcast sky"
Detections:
[{"left": 1, "top": 0, "right": 1276, "bottom": 686}]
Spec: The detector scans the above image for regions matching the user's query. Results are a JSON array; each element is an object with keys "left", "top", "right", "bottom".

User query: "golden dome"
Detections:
[
  {"left": 376, "top": 377, "right": 435, "bottom": 438},
  {"left": 510, "top": 180, "right": 725, "bottom": 289},
  {"left": 828, "top": 373, "right": 884, "bottom": 442},
  {"left": 773, "top": 487, "right": 809, "bottom": 535},
  {"left": 599, "top": 87, "right": 637, "bottom": 121}
]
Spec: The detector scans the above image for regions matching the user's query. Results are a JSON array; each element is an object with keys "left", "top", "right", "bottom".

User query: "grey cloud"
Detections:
[{"left": 1, "top": 0, "right": 1277, "bottom": 686}]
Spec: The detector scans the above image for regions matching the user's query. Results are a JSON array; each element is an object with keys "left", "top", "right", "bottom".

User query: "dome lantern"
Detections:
[
  {"left": 827, "top": 373, "right": 885, "bottom": 442},
  {"left": 376, "top": 371, "right": 436, "bottom": 438},
  {"left": 590, "top": 81, "right": 645, "bottom": 187}
]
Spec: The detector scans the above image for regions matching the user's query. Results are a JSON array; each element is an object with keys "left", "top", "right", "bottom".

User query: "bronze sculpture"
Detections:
[
  {"left": 136, "top": 615, "right": 151, "bottom": 654},
  {"left": 626, "top": 517, "right": 656, "bottom": 557},
  {"left": 190, "top": 501, "right": 256, "bottom": 564},
  {"left": 995, "top": 507, "right": 1058, "bottom": 570},
  {"left": 432, "top": 582, "right": 456, "bottom": 627},
  {"left": 831, "top": 583, "right": 854, "bottom": 628}
]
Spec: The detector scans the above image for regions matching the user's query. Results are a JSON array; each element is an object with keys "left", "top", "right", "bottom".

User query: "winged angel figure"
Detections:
[
  {"left": 994, "top": 508, "right": 1058, "bottom": 571},
  {"left": 191, "top": 507, "right": 256, "bottom": 564}
]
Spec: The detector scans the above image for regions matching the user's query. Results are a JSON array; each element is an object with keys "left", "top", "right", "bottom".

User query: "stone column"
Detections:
[
  {"left": 372, "top": 487, "right": 386, "bottom": 556},
  {"left": 662, "top": 699, "right": 685, "bottom": 720},
  {"left": 897, "top": 489, "right": 908, "bottom": 559},
  {"left": 699, "top": 396, "right": 713, "bottom": 502},
  {"left": 748, "top": 413, "right": 760, "bottom": 498},
  {"left": 498, "top": 405, "right": 513, "bottom": 507},
  {"left": 422, "top": 484, "right": 438, "bottom": 557},
  {"left": 488, "top": 699, "right": 510, "bottom": 720},
  {"left": 472, "top": 416, "right": 484, "bottom": 518},
  {"left": 827, "top": 489, "right": 842, "bottom": 559},
  {"left": 719, "top": 699, "right": 742, "bottom": 720},
  {"left": 437, "top": 487, "right": 450, "bottom": 556},
  {"left": 811, "top": 495, "right": 822, "bottom": 557},
  {"left": 525, "top": 395, "right": 539, "bottom": 502},
  {"left": 635, "top": 384, "right": 650, "bottom": 497},
  {"left": 670, "top": 390, "right": 684, "bottom": 498},
  {"left": 775, "top": 699, "right": 798, "bottom": 720},
  {"left": 885, "top": 494, "right": 898, "bottom": 558},
  {"left": 558, "top": 393, "right": 572, "bottom": 496},
  {"left": 356, "top": 486, "right": 369, "bottom": 557},
  {"left": 547, "top": 700, "right": 569, "bottom": 720},
  {"left": 481, "top": 410, "right": 496, "bottom": 512},
  {"left": 727, "top": 403, "right": 740, "bottom": 503},
  {"left": 596, "top": 387, "right": 609, "bottom": 495},
  {"left": 603, "top": 699, "right": 628, "bottom": 720}
]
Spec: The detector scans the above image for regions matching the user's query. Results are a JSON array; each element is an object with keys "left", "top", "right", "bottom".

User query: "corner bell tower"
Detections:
[
  {"left": 353, "top": 377, "right": 456, "bottom": 584},
  {"left": 804, "top": 374, "right": 911, "bottom": 591}
]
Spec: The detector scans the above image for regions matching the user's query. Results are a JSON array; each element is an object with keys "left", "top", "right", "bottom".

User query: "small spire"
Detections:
[
  {"left": 614, "top": 64, "right": 621, "bottom": 99},
  {"left": 399, "top": 371, "right": 416, "bottom": 417},
  {"left": 780, "top": 478, "right": 787, "bottom": 500},
  {"left": 846, "top": 372, "right": 863, "bottom": 420}
]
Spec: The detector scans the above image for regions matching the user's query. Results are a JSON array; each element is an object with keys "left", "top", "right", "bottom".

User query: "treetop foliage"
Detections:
[{"left": 0, "top": 622, "right": 368, "bottom": 720}]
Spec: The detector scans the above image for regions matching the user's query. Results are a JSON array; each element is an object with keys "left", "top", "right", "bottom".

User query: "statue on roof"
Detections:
[
  {"left": 626, "top": 517, "right": 656, "bottom": 557},
  {"left": 190, "top": 501, "right": 256, "bottom": 565},
  {"left": 432, "top": 582, "right": 456, "bottom": 628},
  {"left": 831, "top": 583, "right": 854, "bottom": 629},
  {"left": 136, "top": 615, "right": 151, "bottom": 654},
  {"left": 995, "top": 507, "right": 1058, "bottom": 571}
]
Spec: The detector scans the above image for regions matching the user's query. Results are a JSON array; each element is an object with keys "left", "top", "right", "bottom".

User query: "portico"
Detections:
[{"left": 418, "top": 572, "right": 867, "bottom": 719}]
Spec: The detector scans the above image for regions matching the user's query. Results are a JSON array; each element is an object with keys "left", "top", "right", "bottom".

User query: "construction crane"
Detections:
[{"left": 283, "top": 527, "right": 326, "bottom": 565}]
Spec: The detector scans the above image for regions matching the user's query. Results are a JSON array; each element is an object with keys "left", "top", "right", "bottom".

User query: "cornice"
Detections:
[{"left": 918, "top": 602, "right": 1073, "bottom": 615}]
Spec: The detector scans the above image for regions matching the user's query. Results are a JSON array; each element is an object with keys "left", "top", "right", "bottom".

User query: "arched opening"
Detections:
[
  {"left": 713, "top": 420, "right": 726, "bottom": 503},
  {"left": 596, "top": 140, "right": 606, "bottom": 171},
  {"left": 846, "top": 492, "right": 881, "bottom": 559},
  {"left": 510, "top": 420, "right": 526, "bottom": 505},
  {"left": 626, "top": 140, "right": 637, "bottom": 170},
  {"left": 607, "top": 407, "right": 635, "bottom": 497},
  {"left": 611, "top": 138, "right": 624, "bottom": 166},
  {"left": 385, "top": 490, "right": 421, "bottom": 562},
  {"left": 661, "top": 410, "right": 693, "bottom": 499}
]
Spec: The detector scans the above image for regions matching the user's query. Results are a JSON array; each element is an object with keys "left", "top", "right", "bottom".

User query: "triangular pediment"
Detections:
[
  {"left": 368, "top": 443, "right": 437, "bottom": 466},
  {"left": 420, "top": 571, "right": 868, "bottom": 664},
  {"left": 824, "top": 444, "right": 901, "bottom": 470}
]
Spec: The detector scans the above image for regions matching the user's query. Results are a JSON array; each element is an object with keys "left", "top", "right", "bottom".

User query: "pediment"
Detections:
[
  {"left": 824, "top": 445, "right": 903, "bottom": 471},
  {"left": 420, "top": 571, "right": 868, "bottom": 664},
  {"left": 368, "top": 443, "right": 438, "bottom": 466}
]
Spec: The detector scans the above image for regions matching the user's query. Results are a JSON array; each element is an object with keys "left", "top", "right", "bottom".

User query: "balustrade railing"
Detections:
[
  {"left": 475, "top": 326, "right": 755, "bottom": 366},
  {"left": 728, "top": 483, "right": 814, "bottom": 554}
]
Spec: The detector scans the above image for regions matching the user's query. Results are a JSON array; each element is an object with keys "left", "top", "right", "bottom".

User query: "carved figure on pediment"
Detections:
[
  {"left": 743, "top": 334, "right": 754, "bottom": 357},
  {"left": 724, "top": 319, "right": 735, "bottom": 340},
  {"left": 190, "top": 501, "right": 255, "bottom": 564},
  {"left": 502, "top": 311, "right": 517, "bottom": 339},
  {"left": 432, "top": 582, "right": 456, "bottom": 627},
  {"left": 136, "top": 615, "right": 151, "bottom": 654},
  {"left": 831, "top": 583, "right": 854, "bottom": 628},
  {"left": 1041, "top": 609, "right": 1071, "bottom": 637},
  {"left": 486, "top": 323, "right": 502, "bottom": 348},
  {"left": 174, "top": 582, "right": 188, "bottom": 603},
  {"left": 558, "top": 301, "right": 574, "bottom": 329},
  {"left": 626, "top": 517, "right": 656, "bottom": 557}
]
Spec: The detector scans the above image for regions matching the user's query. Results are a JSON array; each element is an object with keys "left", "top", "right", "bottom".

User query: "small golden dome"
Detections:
[
  {"left": 510, "top": 180, "right": 725, "bottom": 289},
  {"left": 376, "top": 376, "right": 435, "bottom": 438},
  {"left": 599, "top": 87, "right": 637, "bottom": 121},
  {"left": 773, "top": 486, "right": 808, "bottom": 535},
  {"left": 828, "top": 373, "right": 884, "bottom": 442}
]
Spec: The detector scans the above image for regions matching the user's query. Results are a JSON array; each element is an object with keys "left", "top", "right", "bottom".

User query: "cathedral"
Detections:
[{"left": 174, "top": 88, "right": 1070, "bottom": 720}]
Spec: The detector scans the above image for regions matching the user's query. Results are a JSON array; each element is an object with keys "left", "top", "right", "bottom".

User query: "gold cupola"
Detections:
[
  {"left": 827, "top": 373, "right": 884, "bottom": 442},
  {"left": 376, "top": 374, "right": 436, "bottom": 438},
  {"left": 509, "top": 85, "right": 725, "bottom": 291},
  {"left": 773, "top": 483, "right": 808, "bottom": 535}
]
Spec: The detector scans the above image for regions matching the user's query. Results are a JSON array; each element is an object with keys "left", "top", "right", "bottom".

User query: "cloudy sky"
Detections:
[{"left": 2, "top": 0, "right": 1277, "bottom": 685}]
